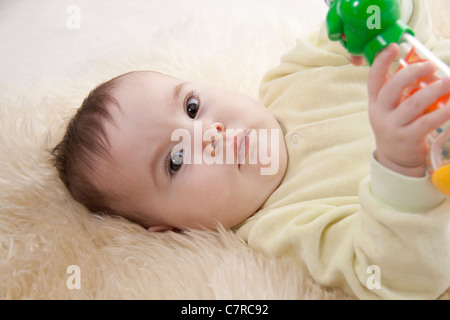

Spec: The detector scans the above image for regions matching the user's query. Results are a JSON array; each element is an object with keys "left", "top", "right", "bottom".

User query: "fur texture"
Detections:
[{"left": 0, "top": 0, "right": 449, "bottom": 299}]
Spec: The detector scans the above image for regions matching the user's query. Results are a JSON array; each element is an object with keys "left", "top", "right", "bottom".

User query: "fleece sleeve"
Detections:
[
  {"left": 238, "top": 177, "right": 450, "bottom": 299},
  {"left": 354, "top": 157, "right": 450, "bottom": 299},
  {"left": 370, "top": 151, "right": 446, "bottom": 212}
]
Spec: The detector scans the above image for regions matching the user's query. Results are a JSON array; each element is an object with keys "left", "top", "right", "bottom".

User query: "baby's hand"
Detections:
[{"left": 368, "top": 43, "right": 450, "bottom": 177}]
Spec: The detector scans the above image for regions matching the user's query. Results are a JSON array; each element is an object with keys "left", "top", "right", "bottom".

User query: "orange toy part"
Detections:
[{"left": 397, "top": 47, "right": 450, "bottom": 113}]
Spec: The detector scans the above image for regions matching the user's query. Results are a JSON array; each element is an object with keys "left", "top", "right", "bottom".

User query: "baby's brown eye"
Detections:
[{"left": 186, "top": 96, "right": 199, "bottom": 119}]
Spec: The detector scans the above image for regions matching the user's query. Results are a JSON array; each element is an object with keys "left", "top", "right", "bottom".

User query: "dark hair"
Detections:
[{"left": 52, "top": 76, "right": 122, "bottom": 214}]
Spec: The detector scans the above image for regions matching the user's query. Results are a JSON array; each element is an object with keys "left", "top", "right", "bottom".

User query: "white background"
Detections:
[{"left": 0, "top": 0, "right": 327, "bottom": 84}]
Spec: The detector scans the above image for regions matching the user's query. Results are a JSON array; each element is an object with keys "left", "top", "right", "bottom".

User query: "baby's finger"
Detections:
[
  {"left": 410, "top": 97, "right": 450, "bottom": 138},
  {"left": 396, "top": 78, "right": 450, "bottom": 126},
  {"left": 377, "top": 61, "right": 437, "bottom": 111},
  {"left": 351, "top": 55, "right": 365, "bottom": 66},
  {"left": 368, "top": 44, "right": 399, "bottom": 104}
]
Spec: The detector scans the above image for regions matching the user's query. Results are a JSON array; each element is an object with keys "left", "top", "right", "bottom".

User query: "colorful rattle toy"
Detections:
[{"left": 325, "top": 0, "right": 450, "bottom": 195}]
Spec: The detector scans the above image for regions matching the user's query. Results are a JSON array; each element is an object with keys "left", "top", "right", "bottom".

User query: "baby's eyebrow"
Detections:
[{"left": 173, "top": 82, "right": 187, "bottom": 103}]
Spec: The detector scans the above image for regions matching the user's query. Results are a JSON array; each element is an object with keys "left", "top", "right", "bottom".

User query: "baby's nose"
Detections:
[
  {"left": 210, "top": 122, "right": 225, "bottom": 134},
  {"left": 202, "top": 122, "right": 224, "bottom": 155}
]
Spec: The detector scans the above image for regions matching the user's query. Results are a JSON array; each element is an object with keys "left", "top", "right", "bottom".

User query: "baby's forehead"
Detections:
[
  {"left": 113, "top": 72, "right": 181, "bottom": 109},
  {"left": 112, "top": 71, "right": 181, "bottom": 107},
  {"left": 104, "top": 71, "right": 182, "bottom": 135},
  {"left": 115, "top": 71, "right": 178, "bottom": 89}
]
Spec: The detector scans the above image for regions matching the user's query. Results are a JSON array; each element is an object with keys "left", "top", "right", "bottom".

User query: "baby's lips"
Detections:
[
  {"left": 234, "top": 129, "right": 251, "bottom": 165},
  {"left": 207, "top": 128, "right": 251, "bottom": 165}
]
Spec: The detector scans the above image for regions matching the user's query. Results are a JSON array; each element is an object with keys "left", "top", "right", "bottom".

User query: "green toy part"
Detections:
[{"left": 326, "top": 0, "right": 414, "bottom": 65}]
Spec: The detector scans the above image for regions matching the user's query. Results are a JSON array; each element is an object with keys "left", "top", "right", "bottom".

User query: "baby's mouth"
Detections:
[{"left": 235, "top": 129, "right": 251, "bottom": 168}]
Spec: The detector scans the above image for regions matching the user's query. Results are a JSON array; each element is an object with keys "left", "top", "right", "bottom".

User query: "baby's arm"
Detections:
[
  {"left": 368, "top": 43, "right": 450, "bottom": 178},
  {"left": 240, "top": 1, "right": 450, "bottom": 298}
]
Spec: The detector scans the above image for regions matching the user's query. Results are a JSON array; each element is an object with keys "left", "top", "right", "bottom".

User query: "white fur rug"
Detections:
[{"left": 0, "top": 0, "right": 449, "bottom": 299}]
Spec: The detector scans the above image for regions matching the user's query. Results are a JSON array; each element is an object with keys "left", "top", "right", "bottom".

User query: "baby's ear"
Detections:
[{"left": 147, "top": 225, "right": 174, "bottom": 232}]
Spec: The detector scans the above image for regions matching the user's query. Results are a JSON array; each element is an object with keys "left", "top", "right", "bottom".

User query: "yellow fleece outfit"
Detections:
[{"left": 236, "top": 0, "right": 450, "bottom": 299}]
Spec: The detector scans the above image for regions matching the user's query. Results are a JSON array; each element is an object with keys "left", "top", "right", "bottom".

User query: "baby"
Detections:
[
  {"left": 52, "top": 0, "right": 450, "bottom": 299},
  {"left": 52, "top": 70, "right": 288, "bottom": 231},
  {"left": 52, "top": 47, "right": 449, "bottom": 231}
]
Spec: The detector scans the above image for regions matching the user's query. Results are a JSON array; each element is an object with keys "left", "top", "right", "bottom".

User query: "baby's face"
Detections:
[{"left": 101, "top": 72, "right": 288, "bottom": 231}]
